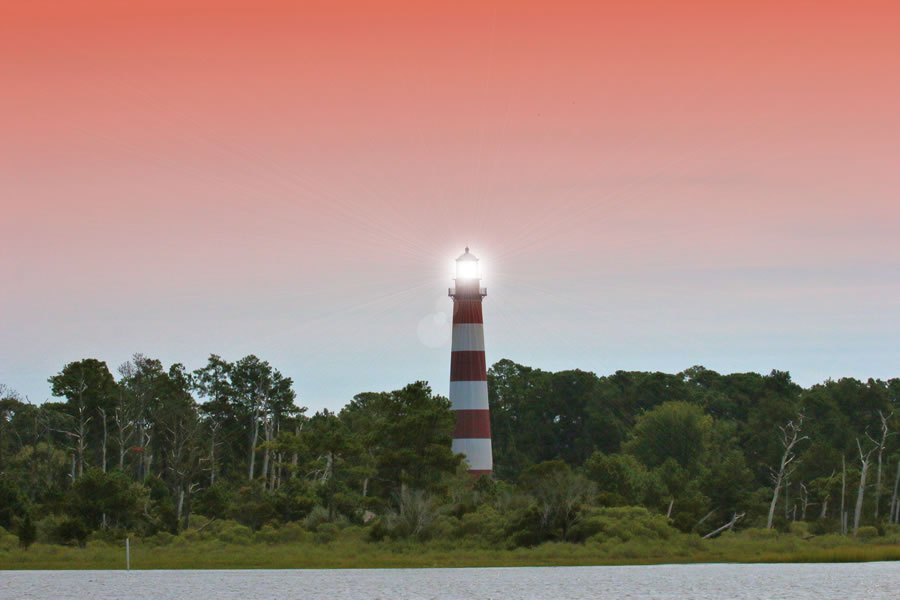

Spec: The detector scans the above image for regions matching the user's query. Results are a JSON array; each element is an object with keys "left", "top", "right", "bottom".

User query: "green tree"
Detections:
[
  {"left": 117, "top": 354, "right": 169, "bottom": 480},
  {"left": 623, "top": 401, "right": 711, "bottom": 472},
  {"left": 305, "top": 409, "right": 357, "bottom": 519},
  {"left": 66, "top": 468, "right": 141, "bottom": 529},
  {"left": 0, "top": 475, "right": 26, "bottom": 529},
  {"left": 584, "top": 451, "right": 649, "bottom": 506},
  {"left": 48, "top": 359, "right": 118, "bottom": 477},
  {"left": 368, "top": 382, "right": 461, "bottom": 495},
  {"left": 231, "top": 355, "right": 300, "bottom": 485},
  {"left": 193, "top": 354, "right": 236, "bottom": 485}
]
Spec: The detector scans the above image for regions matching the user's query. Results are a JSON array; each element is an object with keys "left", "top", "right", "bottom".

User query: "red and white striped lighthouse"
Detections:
[{"left": 449, "top": 247, "right": 492, "bottom": 475}]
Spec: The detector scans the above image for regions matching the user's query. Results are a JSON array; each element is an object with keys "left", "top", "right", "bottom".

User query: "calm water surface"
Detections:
[{"left": 2, "top": 563, "right": 898, "bottom": 599}]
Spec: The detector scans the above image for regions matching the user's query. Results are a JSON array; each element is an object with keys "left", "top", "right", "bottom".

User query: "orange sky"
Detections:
[{"left": 2, "top": 1, "right": 898, "bottom": 407}]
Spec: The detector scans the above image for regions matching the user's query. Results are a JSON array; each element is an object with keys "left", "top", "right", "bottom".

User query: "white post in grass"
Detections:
[{"left": 126, "top": 537, "right": 130, "bottom": 570}]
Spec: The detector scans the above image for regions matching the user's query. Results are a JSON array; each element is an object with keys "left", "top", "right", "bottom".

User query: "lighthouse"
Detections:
[{"left": 449, "top": 247, "right": 492, "bottom": 475}]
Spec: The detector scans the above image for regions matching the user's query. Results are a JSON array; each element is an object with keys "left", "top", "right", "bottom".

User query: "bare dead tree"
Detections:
[
  {"left": 98, "top": 407, "right": 108, "bottom": 473},
  {"left": 136, "top": 419, "right": 152, "bottom": 480},
  {"left": 890, "top": 457, "right": 900, "bottom": 524},
  {"left": 247, "top": 384, "right": 264, "bottom": 482},
  {"left": 799, "top": 482, "right": 812, "bottom": 521},
  {"left": 268, "top": 419, "right": 281, "bottom": 491},
  {"left": 207, "top": 419, "right": 220, "bottom": 486},
  {"left": 291, "top": 421, "right": 302, "bottom": 474},
  {"left": 840, "top": 455, "right": 847, "bottom": 534},
  {"left": 695, "top": 510, "right": 716, "bottom": 529},
  {"left": 767, "top": 415, "right": 808, "bottom": 529},
  {"left": 164, "top": 413, "right": 202, "bottom": 528},
  {"left": 816, "top": 470, "right": 835, "bottom": 519},
  {"left": 113, "top": 389, "right": 136, "bottom": 472},
  {"left": 703, "top": 512, "right": 746, "bottom": 539},
  {"left": 390, "top": 486, "right": 439, "bottom": 539},
  {"left": 261, "top": 410, "right": 278, "bottom": 491},
  {"left": 183, "top": 481, "right": 201, "bottom": 530},
  {"left": 872, "top": 410, "right": 894, "bottom": 520},
  {"left": 853, "top": 437, "right": 877, "bottom": 537},
  {"left": 52, "top": 404, "right": 91, "bottom": 479},
  {"left": 50, "top": 377, "right": 94, "bottom": 479}
]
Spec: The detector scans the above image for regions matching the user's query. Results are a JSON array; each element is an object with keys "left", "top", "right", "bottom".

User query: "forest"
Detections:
[{"left": 1, "top": 354, "right": 899, "bottom": 564}]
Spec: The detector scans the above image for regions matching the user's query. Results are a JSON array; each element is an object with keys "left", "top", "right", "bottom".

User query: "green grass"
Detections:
[{"left": 2, "top": 531, "right": 898, "bottom": 570}]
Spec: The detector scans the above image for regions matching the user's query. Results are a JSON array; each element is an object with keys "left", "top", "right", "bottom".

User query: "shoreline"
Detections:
[{"left": 3, "top": 540, "right": 898, "bottom": 570}]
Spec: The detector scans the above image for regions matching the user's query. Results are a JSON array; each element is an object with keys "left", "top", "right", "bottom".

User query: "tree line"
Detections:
[{"left": 0, "top": 355, "right": 898, "bottom": 549}]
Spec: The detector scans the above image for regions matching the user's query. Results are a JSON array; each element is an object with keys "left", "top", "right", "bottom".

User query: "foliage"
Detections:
[
  {"left": 0, "top": 357, "right": 898, "bottom": 565},
  {"left": 17, "top": 513, "right": 36, "bottom": 549}
]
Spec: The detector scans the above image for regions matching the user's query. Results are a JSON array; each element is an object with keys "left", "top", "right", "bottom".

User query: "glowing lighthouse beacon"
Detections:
[{"left": 449, "top": 247, "right": 492, "bottom": 475}]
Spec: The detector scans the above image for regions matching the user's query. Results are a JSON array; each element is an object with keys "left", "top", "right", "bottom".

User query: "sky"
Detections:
[{"left": 1, "top": 0, "right": 898, "bottom": 411}]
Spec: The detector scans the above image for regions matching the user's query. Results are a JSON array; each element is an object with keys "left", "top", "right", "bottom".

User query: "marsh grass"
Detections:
[{"left": 1, "top": 525, "right": 897, "bottom": 570}]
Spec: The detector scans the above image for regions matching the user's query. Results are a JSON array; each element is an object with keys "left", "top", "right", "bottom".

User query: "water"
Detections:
[{"left": 2, "top": 563, "right": 898, "bottom": 600}]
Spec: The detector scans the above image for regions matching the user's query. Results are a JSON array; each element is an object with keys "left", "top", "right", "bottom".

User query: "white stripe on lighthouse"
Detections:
[
  {"left": 451, "top": 324, "right": 485, "bottom": 352},
  {"left": 449, "top": 381, "right": 489, "bottom": 410},
  {"left": 452, "top": 438, "right": 493, "bottom": 471}
]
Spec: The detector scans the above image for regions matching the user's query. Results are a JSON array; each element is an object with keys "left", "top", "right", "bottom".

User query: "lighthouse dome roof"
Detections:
[{"left": 457, "top": 247, "right": 478, "bottom": 261}]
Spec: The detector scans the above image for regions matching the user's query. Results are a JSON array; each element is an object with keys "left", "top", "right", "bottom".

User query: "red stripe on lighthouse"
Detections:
[
  {"left": 450, "top": 351, "right": 487, "bottom": 381},
  {"left": 452, "top": 300, "right": 484, "bottom": 324},
  {"left": 453, "top": 410, "right": 492, "bottom": 438}
]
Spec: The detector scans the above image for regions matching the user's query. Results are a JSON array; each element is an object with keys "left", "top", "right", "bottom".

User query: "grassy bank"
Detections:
[{"left": 2, "top": 528, "right": 898, "bottom": 570}]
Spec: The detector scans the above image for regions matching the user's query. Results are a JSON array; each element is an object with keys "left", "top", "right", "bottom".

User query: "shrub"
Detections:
[
  {"left": 187, "top": 515, "right": 210, "bottom": 531},
  {"left": 456, "top": 505, "right": 505, "bottom": 545},
  {"left": 881, "top": 524, "right": 900, "bottom": 543},
  {"left": 427, "top": 515, "right": 460, "bottom": 542},
  {"left": 571, "top": 506, "right": 677, "bottom": 544},
  {"left": 145, "top": 531, "right": 175, "bottom": 546},
  {"left": 254, "top": 524, "right": 280, "bottom": 545},
  {"left": 180, "top": 515, "right": 221, "bottom": 541},
  {"left": 855, "top": 526, "right": 878, "bottom": 539},
  {"left": 385, "top": 487, "right": 439, "bottom": 541},
  {"left": 366, "top": 518, "right": 389, "bottom": 542},
  {"left": 809, "top": 518, "right": 840, "bottom": 535},
  {"left": 770, "top": 516, "right": 792, "bottom": 533},
  {"left": 89, "top": 526, "right": 128, "bottom": 545},
  {"left": 0, "top": 527, "right": 19, "bottom": 551},
  {"left": 278, "top": 522, "right": 310, "bottom": 543},
  {"left": 218, "top": 524, "right": 253, "bottom": 545},
  {"left": 17, "top": 514, "right": 36, "bottom": 549},
  {"left": 56, "top": 519, "right": 90, "bottom": 548},
  {"left": 789, "top": 521, "right": 810, "bottom": 537},
  {"left": 36, "top": 514, "right": 66, "bottom": 544},
  {"left": 505, "top": 505, "right": 545, "bottom": 548},
  {"left": 314, "top": 522, "right": 340, "bottom": 544},
  {"left": 304, "top": 506, "right": 331, "bottom": 532},
  {"left": 595, "top": 492, "right": 628, "bottom": 507},
  {"left": 253, "top": 522, "right": 310, "bottom": 545}
]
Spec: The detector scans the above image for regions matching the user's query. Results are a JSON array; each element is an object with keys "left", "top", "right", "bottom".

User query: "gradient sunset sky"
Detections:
[{"left": 2, "top": 0, "right": 898, "bottom": 410}]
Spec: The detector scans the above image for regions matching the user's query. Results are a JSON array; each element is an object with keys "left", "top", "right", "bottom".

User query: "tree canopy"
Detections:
[{"left": 0, "top": 356, "right": 897, "bottom": 548}]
